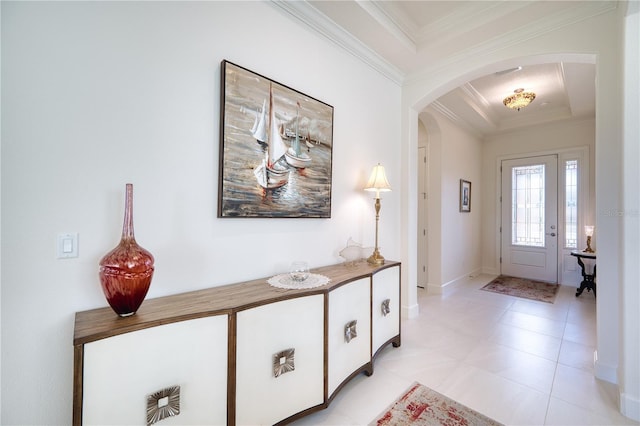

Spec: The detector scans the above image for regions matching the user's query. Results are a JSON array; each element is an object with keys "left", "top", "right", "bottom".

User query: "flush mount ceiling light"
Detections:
[{"left": 503, "top": 88, "right": 536, "bottom": 111}]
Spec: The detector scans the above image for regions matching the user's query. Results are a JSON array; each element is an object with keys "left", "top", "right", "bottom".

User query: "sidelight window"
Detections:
[{"left": 565, "top": 160, "right": 578, "bottom": 248}]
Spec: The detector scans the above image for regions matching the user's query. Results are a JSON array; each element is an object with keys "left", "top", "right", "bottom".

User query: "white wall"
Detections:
[
  {"left": 422, "top": 110, "right": 482, "bottom": 291},
  {"left": 481, "top": 118, "right": 596, "bottom": 279},
  {"left": 0, "top": 2, "right": 401, "bottom": 424},
  {"left": 621, "top": 2, "right": 640, "bottom": 420}
]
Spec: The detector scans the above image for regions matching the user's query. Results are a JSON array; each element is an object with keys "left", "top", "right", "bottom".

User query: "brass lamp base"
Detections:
[
  {"left": 367, "top": 249, "right": 385, "bottom": 265},
  {"left": 583, "top": 236, "right": 594, "bottom": 253},
  {"left": 367, "top": 195, "right": 386, "bottom": 265}
]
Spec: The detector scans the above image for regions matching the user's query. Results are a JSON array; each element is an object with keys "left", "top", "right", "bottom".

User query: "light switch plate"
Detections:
[{"left": 57, "top": 233, "right": 78, "bottom": 258}]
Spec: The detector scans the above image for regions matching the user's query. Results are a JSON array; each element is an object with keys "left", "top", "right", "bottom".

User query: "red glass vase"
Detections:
[{"left": 99, "top": 184, "right": 154, "bottom": 317}]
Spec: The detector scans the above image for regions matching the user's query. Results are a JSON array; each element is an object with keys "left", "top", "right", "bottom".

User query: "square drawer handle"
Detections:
[
  {"left": 381, "top": 299, "right": 391, "bottom": 316},
  {"left": 345, "top": 320, "right": 358, "bottom": 343},
  {"left": 146, "top": 385, "right": 180, "bottom": 425},
  {"left": 273, "top": 348, "right": 295, "bottom": 377}
]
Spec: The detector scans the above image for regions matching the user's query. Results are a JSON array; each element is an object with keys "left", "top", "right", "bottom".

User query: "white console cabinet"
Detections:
[
  {"left": 235, "top": 295, "right": 324, "bottom": 425},
  {"left": 327, "top": 278, "right": 371, "bottom": 397},
  {"left": 73, "top": 261, "right": 400, "bottom": 425},
  {"left": 83, "top": 316, "right": 228, "bottom": 425},
  {"left": 372, "top": 266, "right": 401, "bottom": 356}
]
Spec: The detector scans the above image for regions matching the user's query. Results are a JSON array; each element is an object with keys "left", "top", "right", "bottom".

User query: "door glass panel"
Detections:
[
  {"left": 565, "top": 160, "right": 578, "bottom": 248},
  {"left": 511, "top": 164, "right": 545, "bottom": 247}
]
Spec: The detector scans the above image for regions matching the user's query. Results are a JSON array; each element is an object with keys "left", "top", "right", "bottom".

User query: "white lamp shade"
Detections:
[
  {"left": 584, "top": 226, "right": 594, "bottom": 237},
  {"left": 364, "top": 164, "right": 392, "bottom": 194}
]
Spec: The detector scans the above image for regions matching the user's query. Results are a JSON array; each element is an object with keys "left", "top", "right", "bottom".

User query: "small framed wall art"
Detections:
[
  {"left": 218, "top": 60, "right": 334, "bottom": 218},
  {"left": 459, "top": 179, "right": 471, "bottom": 212}
]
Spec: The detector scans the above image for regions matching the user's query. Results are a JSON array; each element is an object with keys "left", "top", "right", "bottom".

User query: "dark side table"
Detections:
[{"left": 571, "top": 250, "right": 596, "bottom": 297}]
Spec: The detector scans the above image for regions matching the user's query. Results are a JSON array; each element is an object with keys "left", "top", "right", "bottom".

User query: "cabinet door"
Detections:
[
  {"left": 372, "top": 265, "right": 400, "bottom": 355},
  {"left": 83, "top": 315, "right": 228, "bottom": 425},
  {"left": 235, "top": 294, "right": 324, "bottom": 425},
  {"left": 327, "top": 277, "right": 371, "bottom": 396}
]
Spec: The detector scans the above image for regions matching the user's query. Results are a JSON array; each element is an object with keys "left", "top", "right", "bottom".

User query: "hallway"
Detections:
[{"left": 292, "top": 274, "right": 637, "bottom": 425}]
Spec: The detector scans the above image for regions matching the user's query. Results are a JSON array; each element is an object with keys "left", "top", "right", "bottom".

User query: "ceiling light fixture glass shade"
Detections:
[{"left": 503, "top": 88, "right": 536, "bottom": 111}]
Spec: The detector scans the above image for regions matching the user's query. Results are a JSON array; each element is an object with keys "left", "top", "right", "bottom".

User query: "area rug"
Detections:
[
  {"left": 370, "top": 382, "right": 503, "bottom": 426},
  {"left": 480, "top": 275, "right": 559, "bottom": 303}
]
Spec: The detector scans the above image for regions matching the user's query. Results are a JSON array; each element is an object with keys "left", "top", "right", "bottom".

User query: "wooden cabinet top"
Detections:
[{"left": 74, "top": 261, "right": 400, "bottom": 346}]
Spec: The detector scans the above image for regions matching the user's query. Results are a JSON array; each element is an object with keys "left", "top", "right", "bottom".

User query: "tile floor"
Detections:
[{"left": 291, "top": 274, "right": 638, "bottom": 425}]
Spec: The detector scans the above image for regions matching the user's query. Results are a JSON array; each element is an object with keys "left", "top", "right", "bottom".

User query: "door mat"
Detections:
[
  {"left": 481, "top": 275, "right": 559, "bottom": 303},
  {"left": 370, "top": 382, "right": 503, "bottom": 426}
]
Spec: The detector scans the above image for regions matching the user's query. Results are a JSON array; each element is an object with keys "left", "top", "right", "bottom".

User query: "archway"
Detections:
[
  {"left": 404, "top": 54, "right": 597, "bottom": 312},
  {"left": 400, "top": 50, "right": 636, "bottom": 420}
]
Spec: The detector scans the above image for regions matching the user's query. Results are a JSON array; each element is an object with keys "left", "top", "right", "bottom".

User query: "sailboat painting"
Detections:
[{"left": 218, "top": 60, "right": 334, "bottom": 218}]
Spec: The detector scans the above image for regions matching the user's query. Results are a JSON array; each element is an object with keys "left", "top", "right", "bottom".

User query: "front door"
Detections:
[{"left": 501, "top": 155, "right": 558, "bottom": 282}]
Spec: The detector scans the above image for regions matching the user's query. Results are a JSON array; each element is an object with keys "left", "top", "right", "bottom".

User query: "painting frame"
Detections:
[
  {"left": 218, "top": 60, "right": 334, "bottom": 218},
  {"left": 460, "top": 179, "right": 471, "bottom": 212}
]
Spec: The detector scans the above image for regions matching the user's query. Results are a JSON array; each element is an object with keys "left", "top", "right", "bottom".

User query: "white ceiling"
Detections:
[
  {"left": 277, "top": 0, "right": 611, "bottom": 138},
  {"left": 431, "top": 62, "right": 596, "bottom": 137}
]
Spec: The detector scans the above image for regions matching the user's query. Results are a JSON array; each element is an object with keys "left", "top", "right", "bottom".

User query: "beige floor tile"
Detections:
[
  {"left": 489, "top": 323, "right": 562, "bottom": 361},
  {"left": 463, "top": 340, "right": 557, "bottom": 392},
  {"left": 500, "top": 310, "right": 567, "bottom": 338},
  {"left": 558, "top": 339, "right": 596, "bottom": 372},
  {"left": 439, "top": 363, "right": 549, "bottom": 425},
  {"left": 509, "top": 297, "right": 570, "bottom": 322},
  {"left": 567, "top": 299, "right": 597, "bottom": 324},
  {"left": 545, "top": 396, "right": 639, "bottom": 425},
  {"left": 326, "top": 368, "right": 412, "bottom": 425},
  {"left": 563, "top": 319, "right": 597, "bottom": 346},
  {"left": 551, "top": 363, "right": 623, "bottom": 418}
]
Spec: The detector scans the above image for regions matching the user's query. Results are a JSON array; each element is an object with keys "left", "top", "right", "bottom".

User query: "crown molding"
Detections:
[
  {"left": 429, "top": 101, "right": 458, "bottom": 124},
  {"left": 429, "top": 101, "right": 485, "bottom": 139},
  {"left": 459, "top": 84, "right": 498, "bottom": 128},
  {"left": 356, "top": 1, "right": 417, "bottom": 52},
  {"left": 417, "top": 1, "right": 533, "bottom": 46},
  {"left": 269, "top": 0, "right": 404, "bottom": 85}
]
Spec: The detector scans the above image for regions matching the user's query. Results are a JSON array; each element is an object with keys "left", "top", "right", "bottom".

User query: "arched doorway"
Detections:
[
  {"left": 401, "top": 51, "right": 626, "bottom": 409},
  {"left": 408, "top": 54, "right": 596, "bottom": 301}
]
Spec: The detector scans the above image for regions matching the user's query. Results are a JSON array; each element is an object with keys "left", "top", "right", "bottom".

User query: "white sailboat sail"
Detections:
[
  {"left": 285, "top": 101, "right": 311, "bottom": 168},
  {"left": 267, "top": 89, "right": 288, "bottom": 168},
  {"left": 254, "top": 83, "right": 289, "bottom": 189},
  {"left": 251, "top": 99, "right": 267, "bottom": 143}
]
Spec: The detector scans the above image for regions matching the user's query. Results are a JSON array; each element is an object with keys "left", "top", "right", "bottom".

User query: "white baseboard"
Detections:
[
  {"left": 621, "top": 391, "right": 640, "bottom": 422},
  {"left": 402, "top": 303, "right": 419, "bottom": 319},
  {"left": 426, "top": 283, "right": 444, "bottom": 294},
  {"left": 426, "top": 268, "right": 484, "bottom": 295}
]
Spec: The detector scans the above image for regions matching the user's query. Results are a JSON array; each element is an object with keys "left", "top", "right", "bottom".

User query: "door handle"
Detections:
[{"left": 546, "top": 232, "right": 556, "bottom": 237}]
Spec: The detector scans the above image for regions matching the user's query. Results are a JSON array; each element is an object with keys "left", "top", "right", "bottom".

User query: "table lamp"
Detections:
[
  {"left": 364, "top": 163, "right": 391, "bottom": 265},
  {"left": 583, "top": 225, "right": 594, "bottom": 253}
]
